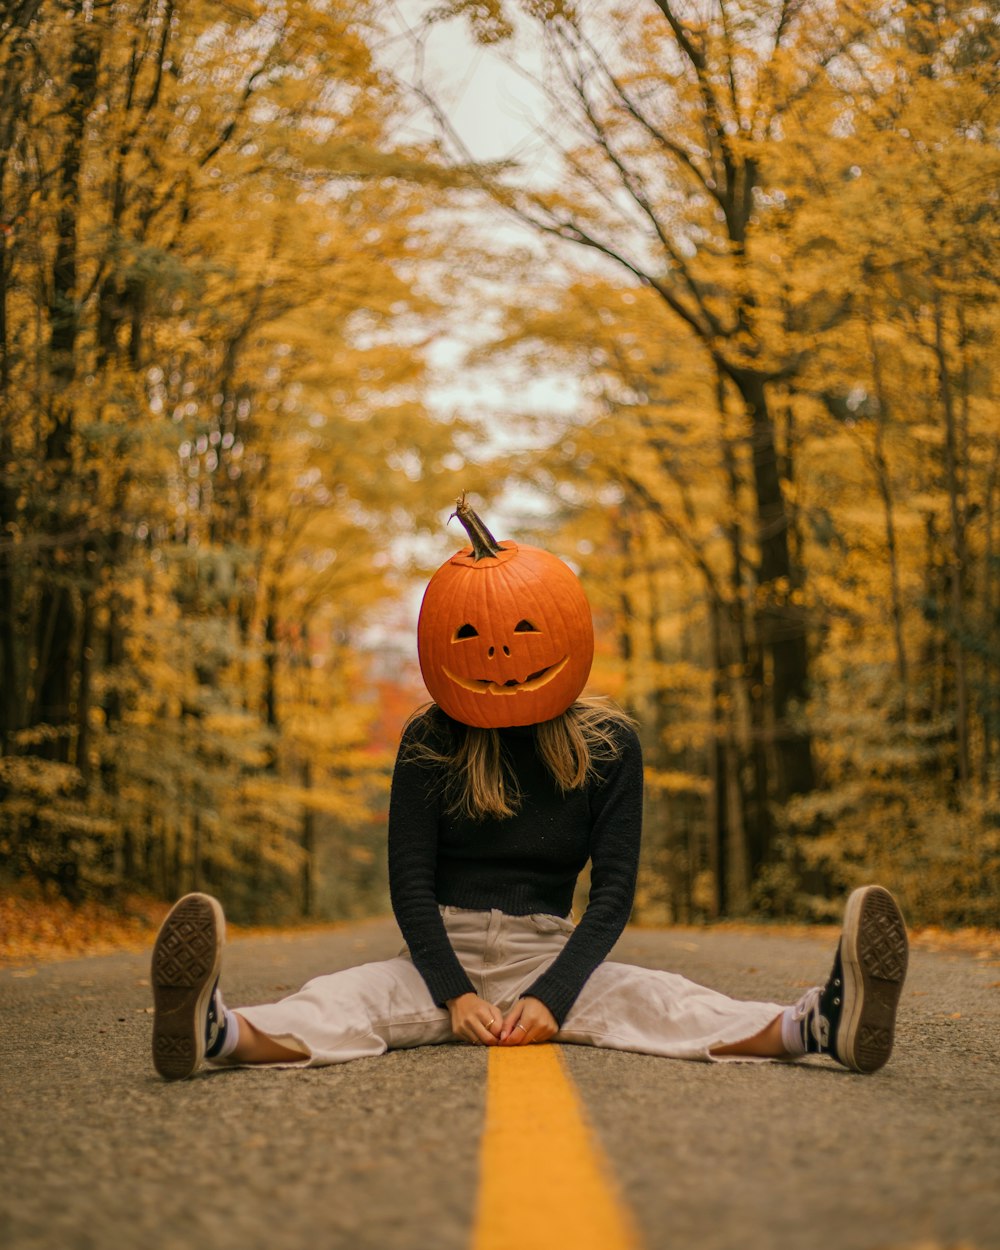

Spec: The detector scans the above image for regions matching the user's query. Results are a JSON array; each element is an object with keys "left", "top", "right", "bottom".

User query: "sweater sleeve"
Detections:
[
  {"left": 387, "top": 716, "right": 477, "bottom": 1007},
  {"left": 521, "top": 723, "right": 644, "bottom": 1026}
]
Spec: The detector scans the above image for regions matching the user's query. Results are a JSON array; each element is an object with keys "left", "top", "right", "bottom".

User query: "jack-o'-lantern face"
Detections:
[{"left": 417, "top": 500, "right": 594, "bottom": 728}]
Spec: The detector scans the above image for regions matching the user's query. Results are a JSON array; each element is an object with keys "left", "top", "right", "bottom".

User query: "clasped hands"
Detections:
[{"left": 446, "top": 992, "right": 557, "bottom": 1046}]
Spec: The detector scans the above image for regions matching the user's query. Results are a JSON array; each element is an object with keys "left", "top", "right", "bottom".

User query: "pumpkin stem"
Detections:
[{"left": 450, "top": 492, "right": 504, "bottom": 561}]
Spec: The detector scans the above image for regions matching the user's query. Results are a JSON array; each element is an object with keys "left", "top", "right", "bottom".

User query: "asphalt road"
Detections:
[{"left": 2, "top": 918, "right": 998, "bottom": 1250}]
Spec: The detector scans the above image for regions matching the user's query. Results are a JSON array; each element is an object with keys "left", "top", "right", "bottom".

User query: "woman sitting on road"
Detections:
[{"left": 151, "top": 497, "right": 908, "bottom": 1079}]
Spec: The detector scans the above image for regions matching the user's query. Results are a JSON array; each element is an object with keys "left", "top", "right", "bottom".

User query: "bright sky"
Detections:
[
  {"left": 364, "top": 4, "right": 601, "bottom": 659},
  {"left": 379, "top": 4, "right": 586, "bottom": 481},
  {"left": 383, "top": 1, "right": 550, "bottom": 162}
]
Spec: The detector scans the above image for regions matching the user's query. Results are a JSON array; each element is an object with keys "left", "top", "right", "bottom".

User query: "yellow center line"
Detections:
[{"left": 471, "top": 1046, "right": 644, "bottom": 1250}]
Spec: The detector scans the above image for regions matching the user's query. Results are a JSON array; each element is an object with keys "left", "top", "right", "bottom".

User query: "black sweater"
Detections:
[{"left": 387, "top": 709, "right": 644, "bottom": 1025}]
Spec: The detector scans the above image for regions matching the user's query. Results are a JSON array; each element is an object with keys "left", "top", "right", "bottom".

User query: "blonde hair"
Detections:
[{"left": 403, "top": 697, "right": 635, "bottom": 821}]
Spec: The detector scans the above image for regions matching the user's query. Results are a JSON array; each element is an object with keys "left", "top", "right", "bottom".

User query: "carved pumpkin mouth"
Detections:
[{"left": 442, "top": 656, "right": 569, "bottom": 696}]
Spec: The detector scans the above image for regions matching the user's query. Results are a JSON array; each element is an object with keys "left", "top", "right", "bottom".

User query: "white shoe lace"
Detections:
[{"left": 791, "top": 985, "right": 829, "bottom": 1050}]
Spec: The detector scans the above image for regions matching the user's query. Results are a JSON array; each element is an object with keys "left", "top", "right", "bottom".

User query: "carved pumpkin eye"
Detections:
[
  {"left": 454, "top": 623, "right": 479, "bottom": 641},
  {"left": 514, "top": 620, "right": 539, "bottom": 633}
]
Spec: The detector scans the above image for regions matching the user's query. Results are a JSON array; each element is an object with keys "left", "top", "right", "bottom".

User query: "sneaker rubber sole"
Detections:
[
  {"left": 151, "top": 892, "right": 224, "bottom": 1080},
  {"left": 836, "top": 885, "right": 908, "bottom": 1072}
]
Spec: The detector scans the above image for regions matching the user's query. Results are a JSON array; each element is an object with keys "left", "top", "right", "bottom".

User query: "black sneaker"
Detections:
[
  {"left": 151, "top": 892, "right": 225, "bottom": 1080},
  {"left": 204, "top": 977, "right": 228, "bottom": 1059},
  {"left": 791, "top": 885, "right": 908, "bottom": 1072}
]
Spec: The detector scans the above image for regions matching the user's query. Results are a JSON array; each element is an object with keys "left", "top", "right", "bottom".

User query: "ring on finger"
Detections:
[{"left": 514, "top": 1022, "right": 528, "bottom": 1033}]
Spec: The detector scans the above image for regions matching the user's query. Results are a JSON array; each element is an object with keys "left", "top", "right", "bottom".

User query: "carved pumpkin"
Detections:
[{"left": 417, "top": 495, "right": 594, "bottom": 728}]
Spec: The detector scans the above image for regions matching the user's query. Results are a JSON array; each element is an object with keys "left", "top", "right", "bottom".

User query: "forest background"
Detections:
[{"left": 1, "top": 0, "right": 997, "bottom": 944}]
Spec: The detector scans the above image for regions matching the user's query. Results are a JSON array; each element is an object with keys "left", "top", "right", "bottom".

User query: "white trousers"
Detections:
[{"left": 234, "top": 906, "right": 786, "bottom": 1066}]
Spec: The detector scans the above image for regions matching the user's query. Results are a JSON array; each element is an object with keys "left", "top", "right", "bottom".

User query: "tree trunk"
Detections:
[
  {"left": 707, "top": 600, "right": 727, "bottom": 917},
  {"left": 33, "top": 4, "right": 103, "bottom": 762},
  {"left": 264, "top": 580, "right": 280, "bottom": 732},
  {"left": 981, "top": 443, "right": 1000, "bottom": 787},
  {"left": 0, "top": 18, "right": 29, "bottom": 748},
  {"left": 75, "top": 582, "right": 95, "bottom": 777},
  {"left": 0, "top": 420, "right": 18, "bottom": 749},
  {"left": 729, "top": 369, "right": 815, "bottom": 802},
  {"left": 717, "top": 376, "right": 770, "bottom": 898},
  {"left": 301, "top": 758, "right": 315, "bottom": 917},
  {"left": 933, "top": 294, "right": 970, "bottom": 786}
]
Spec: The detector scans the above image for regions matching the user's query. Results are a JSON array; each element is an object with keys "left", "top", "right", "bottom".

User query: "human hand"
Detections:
[
  {"left": 499, "top": 996, "right": 558, "bottom": 1045},
  {"left": 446, "top": 993, "right": 503, "bottom": 1045}
]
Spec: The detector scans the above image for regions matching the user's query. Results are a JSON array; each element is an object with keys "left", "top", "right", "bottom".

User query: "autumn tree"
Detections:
[
  {"left": 409, "top": 0, "right": 999, "bottom": 919},
  {"left": 0, "top": 0, "right": 472, "bottom": 916}
]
